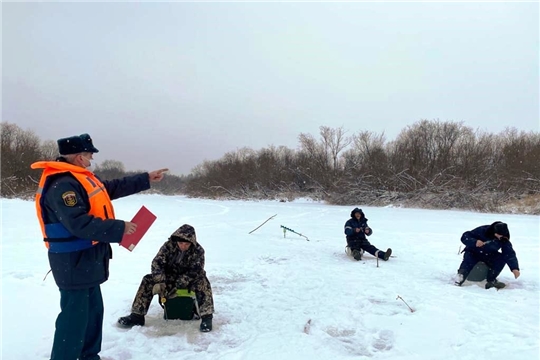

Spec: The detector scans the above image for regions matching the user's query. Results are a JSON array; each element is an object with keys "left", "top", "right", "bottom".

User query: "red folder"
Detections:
[{"left": 120, "top": 206, "right": 157, "bottom": 252}]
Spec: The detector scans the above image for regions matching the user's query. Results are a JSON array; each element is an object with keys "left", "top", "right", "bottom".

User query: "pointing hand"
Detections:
[{"left": 149, "top": 168, "right": 169, "bottom": 182}]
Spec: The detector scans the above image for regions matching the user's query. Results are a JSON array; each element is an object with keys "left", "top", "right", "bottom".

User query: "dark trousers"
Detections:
[
  {"left": 50, "top": 286, "right": 103, "bottom": 360},
  {"left": 349, "top": 239, "right": 382, "bottom": 258},
  {"left": 458, "top": 251, "right": 506, "bottom": 282}
]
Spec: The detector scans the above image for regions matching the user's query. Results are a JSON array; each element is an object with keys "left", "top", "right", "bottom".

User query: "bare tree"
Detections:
[
  {"left": 319, "top": 126, "right": 352, "bottom": 172},
  {"left": 1, "top": 122, "right": 42, "bottom": 197},
  {"left": 94, "top": 159, "right": 126, "bottom": 180},
  {"left": 297, "top": 126, "right": 352, "bottom": 191},
  {"left": 40, "top": 140, "right": 59, "bottom": 160},
  {"left": 497, "top": 128, "right": 540, "bottom": 193}
]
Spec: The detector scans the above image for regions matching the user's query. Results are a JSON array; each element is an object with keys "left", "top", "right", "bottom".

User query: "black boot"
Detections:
[
  {"left": 200, "top": 314, "right": 213, "bottom": 332},
  {"left": 117, "top": 313, "right": 145, "bottom": 328},
  {"left": 383, "top": 248, "right": 392, "bottom": 261},
  {"left": 485, "top": 279, "right": 506, "bottom": 290},
  {"left": 352, "top": 249, "right": 362, "bottom": 261}
]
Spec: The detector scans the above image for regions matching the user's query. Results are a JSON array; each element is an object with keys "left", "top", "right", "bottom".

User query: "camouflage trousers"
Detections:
[{"left": 131, "top": 274, "right": 214, "bottom": 317}]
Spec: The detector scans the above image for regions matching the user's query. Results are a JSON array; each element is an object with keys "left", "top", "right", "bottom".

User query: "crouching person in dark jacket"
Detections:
[
  {"left": 118, "top": 224, "right": 214, "bottom": 332},
  {"left": 455, "top": 221, "right": 520, "bottom": 289},
  {"left": 344, "top": 208, "right": 392, "bottom": 261}
]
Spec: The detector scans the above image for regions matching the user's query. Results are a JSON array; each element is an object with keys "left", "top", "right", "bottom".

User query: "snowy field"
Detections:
[{"left": 1, "top": 194, "right": 539, "bottom": 360}]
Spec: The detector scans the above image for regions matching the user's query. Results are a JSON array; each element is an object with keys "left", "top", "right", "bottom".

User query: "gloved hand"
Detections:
[{"left": 152, "top": 283, "right": 166, "bottom": 297}]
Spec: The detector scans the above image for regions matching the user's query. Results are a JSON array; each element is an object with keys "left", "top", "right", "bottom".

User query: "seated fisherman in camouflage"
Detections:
[
  {"left": 344, "top": 208, "right": 392, "bottom": 261},
  {"left": 118, "top": 224, "right": 214, "bottom": 332}
]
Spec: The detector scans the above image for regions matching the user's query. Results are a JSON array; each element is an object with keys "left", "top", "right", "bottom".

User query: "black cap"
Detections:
[
  {"left": 57, "top": 133, "right": 99, "bottom": 155},
  {"left": 494, "top": 222, "right": 510, "bottom": 239}
]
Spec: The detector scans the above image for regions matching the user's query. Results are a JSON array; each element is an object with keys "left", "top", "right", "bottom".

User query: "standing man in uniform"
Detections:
[{"left": 31, "top": 133, "right": 168, "bottom": 360}]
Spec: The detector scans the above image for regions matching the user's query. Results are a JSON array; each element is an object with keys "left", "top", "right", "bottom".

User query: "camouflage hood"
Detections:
[{"left": 169, "top": 224, "right": 198, "bottom": 246}]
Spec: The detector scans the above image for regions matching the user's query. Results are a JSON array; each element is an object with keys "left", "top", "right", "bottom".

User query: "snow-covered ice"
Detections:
[{"left": 1, "top": 195, "right": 539, "bottom": 360}]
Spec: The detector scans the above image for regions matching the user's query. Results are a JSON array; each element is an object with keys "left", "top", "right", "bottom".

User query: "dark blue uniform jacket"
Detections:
[
  {"left": 344, "top": 217, "right": 373, "bottom": 248},
  {"left": 41, "top": 170, "right": 150, "bottom": 289},
  {"left": 461, "top": 225, "right": 519, "bottom": 271}
]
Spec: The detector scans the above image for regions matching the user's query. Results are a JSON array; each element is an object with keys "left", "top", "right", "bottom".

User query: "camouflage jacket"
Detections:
[{"left": 151, "top": 239, "right": 206, "bottom": 288}]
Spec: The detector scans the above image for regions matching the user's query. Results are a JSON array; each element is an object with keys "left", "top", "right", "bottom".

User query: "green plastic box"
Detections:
[{"left": 163, "top": 289, "right": 198, "bottom": 320}]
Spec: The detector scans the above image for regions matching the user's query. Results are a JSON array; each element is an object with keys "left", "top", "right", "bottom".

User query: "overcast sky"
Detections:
[{"left": 3, "top": 2, "right": 539, "bottom": 175}]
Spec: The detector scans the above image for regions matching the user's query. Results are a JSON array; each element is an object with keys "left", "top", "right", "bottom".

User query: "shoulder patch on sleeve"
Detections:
[{"left": 62, "top": 191, "right": 77, "bottom": 206}]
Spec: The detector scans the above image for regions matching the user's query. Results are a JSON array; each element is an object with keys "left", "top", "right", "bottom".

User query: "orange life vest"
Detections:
[{"left": 31, "top": 161, "right": 115, "bottom": 249}]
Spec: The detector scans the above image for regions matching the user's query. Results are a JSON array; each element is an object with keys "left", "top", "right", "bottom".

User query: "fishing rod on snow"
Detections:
[{"left": 280, "top": 225, "right": 309, "bottom": 241}]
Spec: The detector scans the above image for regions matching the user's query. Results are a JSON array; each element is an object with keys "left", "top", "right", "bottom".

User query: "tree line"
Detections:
[
  {"left": 0, "top": 122, "right": 187, "bottom": 199},
  {"left": 2, "top": 120, "right": 539, "bottom": 213},
  {"left": 183, "top": 120, "right": 540, "bottom": 213}
]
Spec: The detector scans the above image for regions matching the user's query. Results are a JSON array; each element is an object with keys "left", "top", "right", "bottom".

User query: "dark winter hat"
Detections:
[
  {"left": 57, "top": 133, "right": 99, "bottom": 155},
  {"left": 350, "top": 207, "right": 364, "bottom": 218},
  {"left": 170, "top": 224, "right": 197, "bottom": 245},
  {"left": 493, "top": 222, "right": 510, "bottom": 239}
]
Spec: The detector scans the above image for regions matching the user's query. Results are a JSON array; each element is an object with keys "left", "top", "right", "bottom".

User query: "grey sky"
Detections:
[{"left": 3, "top": 2, "right": 539, "bottom": 175}]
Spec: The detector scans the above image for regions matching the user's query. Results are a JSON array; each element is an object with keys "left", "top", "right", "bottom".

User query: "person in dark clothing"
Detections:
[
  {"left": 344, "top": 208, "right": 392, "bottom": 261},
  {"left": 117, "top": 224, "right": 214, "bottom": 332},
  {"left": 454, "top": 221, "right": 520, "bottom": 289},
  {"left": 31, "top": 133, "right": 168, "bottom": 360}
]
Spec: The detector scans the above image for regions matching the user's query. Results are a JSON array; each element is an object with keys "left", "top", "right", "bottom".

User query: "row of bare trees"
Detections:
[
  {"left": 183, "top": 121, "right": 540, "bottom": 212},
  {"left": 0, "top": 122, "right": 186, "bottom": 198},
  {"left": 2, "top": 120, "right": 539, "bottom": 212}
]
